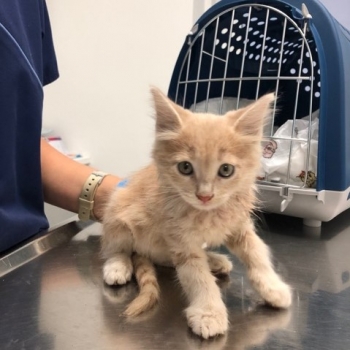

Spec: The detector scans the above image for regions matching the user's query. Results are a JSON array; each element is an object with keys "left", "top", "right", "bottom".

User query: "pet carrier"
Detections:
[{"left": 168, "top": 0, "right": 350, "bottom": 227}]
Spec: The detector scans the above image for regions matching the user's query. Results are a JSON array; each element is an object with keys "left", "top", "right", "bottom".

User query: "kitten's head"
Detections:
[{"left": 151, "top": 87, "right": 274, "bottom": 211}]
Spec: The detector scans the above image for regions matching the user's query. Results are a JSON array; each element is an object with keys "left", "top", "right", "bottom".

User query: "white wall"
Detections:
[
  {"left": 43, "top": 0, "right": 194, "bottom": 177},
  {"left": 318, "top": 0, "right": 350, "bottom": 29}
]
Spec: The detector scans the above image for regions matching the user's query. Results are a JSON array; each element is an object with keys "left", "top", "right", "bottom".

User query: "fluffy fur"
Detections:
[{"left": 101, "top": 87, "right": 292, "bottom": 339}]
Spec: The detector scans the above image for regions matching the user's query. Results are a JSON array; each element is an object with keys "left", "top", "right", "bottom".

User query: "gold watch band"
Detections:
[{"left": 78, "top": 171, "right": 109, "bottom": 221}]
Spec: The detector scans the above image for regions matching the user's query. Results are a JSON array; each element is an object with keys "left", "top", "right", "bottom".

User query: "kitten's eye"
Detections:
[
  {"left": 177, "top": 161, "right": 194, "bottom": 176},
  {"left": 218, "top": 164, "right": 235, "bottom": 178}
]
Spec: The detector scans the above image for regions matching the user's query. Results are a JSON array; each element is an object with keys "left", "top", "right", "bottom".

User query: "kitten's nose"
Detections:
[{"left": 196, "top": 194, "right": 214, "bottom": 203}]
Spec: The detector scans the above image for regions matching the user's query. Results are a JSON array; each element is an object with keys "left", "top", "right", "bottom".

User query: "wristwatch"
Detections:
[{"left": 78, "top": 171, "right": 109, "bottom": 221}]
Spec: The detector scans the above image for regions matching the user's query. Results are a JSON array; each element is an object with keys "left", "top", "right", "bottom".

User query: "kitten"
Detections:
[{"left": 101, "top": 87, "right": 292, "bottom": 339}]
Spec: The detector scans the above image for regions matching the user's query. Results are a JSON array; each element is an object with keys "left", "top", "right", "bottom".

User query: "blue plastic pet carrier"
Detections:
[{"left": 168, "top": 0, "right": 350, "bottom": 227}]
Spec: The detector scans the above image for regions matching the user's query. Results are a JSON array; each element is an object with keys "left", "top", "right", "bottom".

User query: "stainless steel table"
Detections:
[{"left": 1, "top": 212, "right": 350, "bottom": 350}]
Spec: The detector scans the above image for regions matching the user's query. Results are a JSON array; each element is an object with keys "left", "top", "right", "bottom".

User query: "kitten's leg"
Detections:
[
  {"left": 173, "top": 249, "right": 228, "bottom": 339},
  {"left": 101, "top": 220, "right": 134, "bottom": 285},
  {"left": 226, "top": 221, "right": 292, "bottom": 308},
  {"left": 206, "top": 251, "right": 233, "bottom": 276}
]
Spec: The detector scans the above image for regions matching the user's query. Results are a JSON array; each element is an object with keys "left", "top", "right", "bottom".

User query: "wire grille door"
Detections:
[{"left": 171, "top": 3, "right": 320, "bottom": 190}]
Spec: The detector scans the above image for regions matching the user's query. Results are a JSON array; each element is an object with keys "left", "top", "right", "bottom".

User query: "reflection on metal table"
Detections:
[{"left": 1, "top": 212, "right": 350, "bottom": 350}]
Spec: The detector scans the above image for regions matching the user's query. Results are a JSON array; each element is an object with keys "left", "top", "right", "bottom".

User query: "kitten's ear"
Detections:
[
  {"left": 227, "top": 93, "right": 275, "bottom": 137},
  {"left": 150, "top": 86, "right": 186, "bottom": 135}
]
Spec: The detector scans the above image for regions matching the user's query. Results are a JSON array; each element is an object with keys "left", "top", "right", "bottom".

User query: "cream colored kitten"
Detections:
[{"left": 101, "top": 87, "right": 292, "bottom": 339}]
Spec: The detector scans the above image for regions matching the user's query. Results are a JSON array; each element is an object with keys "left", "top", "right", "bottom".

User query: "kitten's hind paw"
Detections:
[
  {"left": 186, "top": 304, "right": 228, "bottom": 339},
  {"left": 207, "top": 252, "right": 233, "bottom": 276},
  {"left": 103, "top": 256, "right": 133, "bottom": 285}
]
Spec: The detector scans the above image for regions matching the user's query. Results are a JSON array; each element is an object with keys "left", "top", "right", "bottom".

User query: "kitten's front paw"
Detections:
[
  {"left": 255, "top": 274, "right": 292, "bottom": 309},
  {"left": 185, "top": 304, "right": 228, "bottom": 339},
  {"left": 103, "top": 257, "right": 133, "bottom": 285},
  {"left": 264, "top": 280, "right": 292, "bottom": 309}
]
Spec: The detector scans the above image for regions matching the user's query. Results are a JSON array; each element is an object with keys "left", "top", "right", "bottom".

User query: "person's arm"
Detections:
[{"left": 40, "top": 138, "right": 121, "bottom": 221}]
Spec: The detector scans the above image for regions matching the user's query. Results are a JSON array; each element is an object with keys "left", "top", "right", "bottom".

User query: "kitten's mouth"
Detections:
[{"left": 194, "top": 202, "right": 218, "bottom": 211}]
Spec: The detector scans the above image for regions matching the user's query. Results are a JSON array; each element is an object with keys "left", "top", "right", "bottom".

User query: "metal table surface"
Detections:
[{"left": 1, "top": 212, "right": 350, "bottom": 350}]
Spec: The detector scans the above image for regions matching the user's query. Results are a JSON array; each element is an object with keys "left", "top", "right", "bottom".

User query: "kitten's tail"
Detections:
[{"left": 123, "top": 254, "right": 160, "bottom": 317}]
